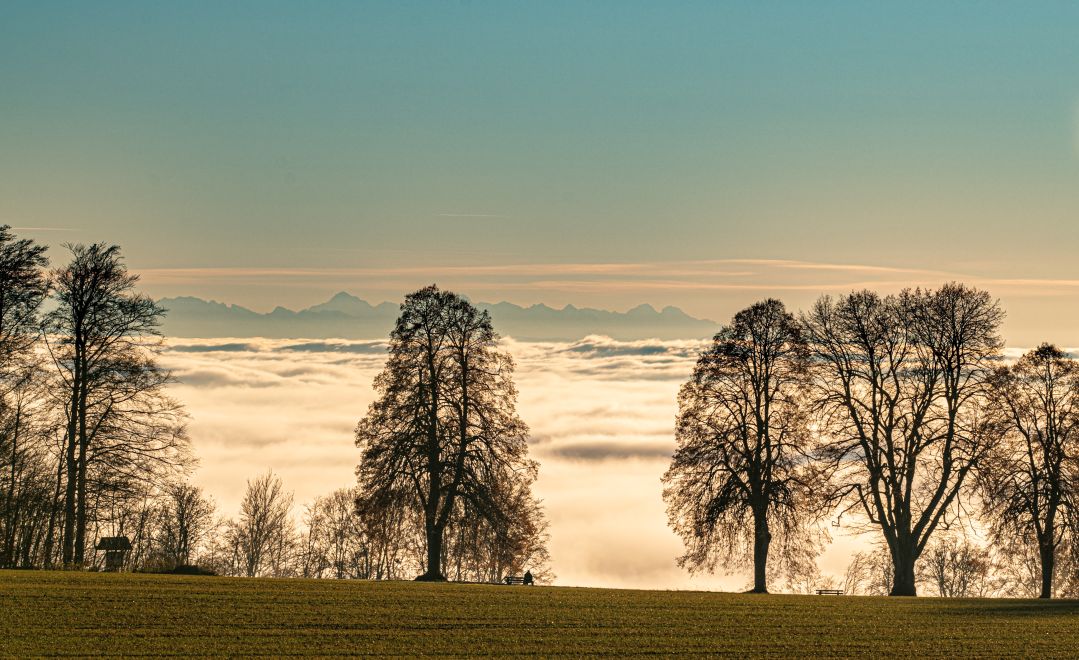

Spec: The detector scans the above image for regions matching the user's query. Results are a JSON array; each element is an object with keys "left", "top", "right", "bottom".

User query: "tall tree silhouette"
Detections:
[
  {"left": 663, "top": 299, "right": 817, "bottom": 593},
  {"left": 979, "top": 344, "right": 1079, "bottom": 598},
  {"left": 0, "top": 226, "right": 49, "bottom": 568},
  {"left": 44, "top": 243, "right": 185, "bottom": 567},
  {"left": 355, "top": 285, "right": 536, "bottom": 581},
  {"left": 0, "top": 226, "right": 49, "bottom": 368},
  {"left": 803, "top": 284, "right": 1003, "bottom": 596}
]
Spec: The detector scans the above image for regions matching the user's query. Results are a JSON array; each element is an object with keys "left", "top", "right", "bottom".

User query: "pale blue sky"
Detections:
[{"left": 2, "top": 2, "right": 1078, "bottom": 342}]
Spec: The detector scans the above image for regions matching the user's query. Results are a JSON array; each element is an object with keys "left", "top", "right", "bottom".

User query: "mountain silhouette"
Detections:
[{"left": 159, "top": 293, "right": 715, "bottom": 341}]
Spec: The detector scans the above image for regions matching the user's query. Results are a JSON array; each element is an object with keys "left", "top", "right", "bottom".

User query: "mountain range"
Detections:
[{"left": 159, "top": 292, "right": 717, "bottom": 341}]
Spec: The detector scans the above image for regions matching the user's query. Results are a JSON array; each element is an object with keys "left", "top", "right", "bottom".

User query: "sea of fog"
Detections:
[{"left": 162, "top": 336, "right": 873, "bottom": 590}]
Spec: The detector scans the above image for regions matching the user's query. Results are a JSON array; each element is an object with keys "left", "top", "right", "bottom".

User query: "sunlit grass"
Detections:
[{"left": 3, "top": 570, "right": 1079, "bottom": 656}]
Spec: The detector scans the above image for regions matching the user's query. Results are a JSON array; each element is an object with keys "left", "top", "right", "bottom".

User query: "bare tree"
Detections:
[
  {"left": 0, "top": 364, "right": 55, "bottom": 568},
  {"left": 0, "top": 226, "right": 49, "bottom": 365},
  {"left": 44, "top": 243, "right": 186, "bottom": 567},
  {"left": 918, "top": 536, "right": 996, "bottom": 597},
  {"left": 299, "top": 488, "right": 367, "bottom": 579},
  {"left": 445, "top": 479, "right": 552, "bottom": 584},
  {"left": 978, "top": 343, "right": 1079, "bottom": 598},
  {"left": 232, "top": 470, "right": 294, "bottom": 577},
  {"left": 840, "top": 551, "right": 871, "bottom": 595},
  {"left": 158, "top": 482, "right": 215, "bottom": 568},
  {"left": 662, "top": 299, "right": 818, "bottom": 593},
  {"left": 354, "top": 487, "right": 416, "bottom": 580},
  {"left": 841, "top": 548, "right": 895, "bottom": 596},
  {"left": 803, "top": 284, "right": 1004, "bottom": 595},
  {"left": 0, "top": 226, "right": 50, "bottom": 568},
  {"left": 355, "top": 285, "right": 539, "bottom": 581}
]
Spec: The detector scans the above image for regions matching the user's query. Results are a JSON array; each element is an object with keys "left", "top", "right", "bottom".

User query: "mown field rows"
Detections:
[{"left": 3, "top": 570, "right": 1079, "bottom": 656}]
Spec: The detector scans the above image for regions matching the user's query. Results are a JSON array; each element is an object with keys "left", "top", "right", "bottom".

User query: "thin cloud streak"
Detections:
[
  {"left": 705, "top": 258, "right": 951, "bottom": 276},
  {"left": 136, "top": 258, "right": 951, "bottom": 285},
  {"left": 436, "top": 213, "right": 510, "bottom": 219}
]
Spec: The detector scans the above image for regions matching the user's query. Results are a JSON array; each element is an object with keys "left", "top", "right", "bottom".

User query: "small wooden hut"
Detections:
[{"left": 95, "top": 536, "right": 132, "bottom": 572}]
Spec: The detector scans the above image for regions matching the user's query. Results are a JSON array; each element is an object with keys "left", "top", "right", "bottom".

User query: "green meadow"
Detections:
[{"left": 3, "top": 571, "right": 1079, "bottom": 656}]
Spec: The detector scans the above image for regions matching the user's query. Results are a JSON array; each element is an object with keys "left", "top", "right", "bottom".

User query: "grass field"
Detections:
[{"left": 3, "top": 571, "right": 1079, "bottom": 657}]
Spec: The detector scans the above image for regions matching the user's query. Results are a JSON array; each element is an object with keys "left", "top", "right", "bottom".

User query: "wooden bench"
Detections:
[
  {"left": 815, "top": 589, "right": 844, "bottom": 595},
  {"left": 504, "top": 575, "right": 533, "bottom": 586}
]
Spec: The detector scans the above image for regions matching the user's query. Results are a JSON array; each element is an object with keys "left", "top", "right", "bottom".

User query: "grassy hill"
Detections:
[{"left": 3, "top": 571, "right": 1079, "bottom": 656}]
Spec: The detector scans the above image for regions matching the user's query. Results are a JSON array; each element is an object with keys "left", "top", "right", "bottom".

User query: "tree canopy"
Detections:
[{"left": 355, "top": 285, "right": 545, "bottom": 582}]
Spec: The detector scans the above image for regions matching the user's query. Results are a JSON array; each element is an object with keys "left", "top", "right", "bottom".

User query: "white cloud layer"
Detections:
[{"left": 166, "top": 335, "right": 1020, "bottom": 590}]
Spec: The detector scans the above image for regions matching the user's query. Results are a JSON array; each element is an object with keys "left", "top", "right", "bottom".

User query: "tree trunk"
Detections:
[
  {"left": 416, "top": 523, "right": 447, "bottom": 581},
  {"left": 73, "top": 438, "right": 88, "bottom": 566},
  {"left": 751, "top": 506, "right": 771, "bottom": 593},
  {"left": 61, "top": 428, "right": 77, "bottom": 567},
  {"left": 1039, "top": 542, "right": 1055, "bottom": 599},
  {"left": 62, "top": 356, "right": 82, "bottom": 568},
  {"left": 890, "top": 540, "right": 917, "bottom": 596},
  {"left": 43, "top": 451, "right": 64, "bottom": 568},
  {"left": 4, "top": 416, "right": 18, "bottom": 568}
]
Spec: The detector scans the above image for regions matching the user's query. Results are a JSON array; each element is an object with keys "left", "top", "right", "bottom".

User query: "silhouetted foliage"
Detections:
[
  {"left": 918, "top": 536, "right": 996, "bottom": 597},
  {"left": 44, "top": 243, "right": 190, "bottom": 567},
  {"left": 978, "top": 344, "right": 1079, "bottom": 598},
  {"left": 229, "top": 470, "right": 295, "bottom": 578},
  {"left": 0, "top": 226, "right": 50, "bottom": 568},
  {"left": 663, "top": 299, "right": 821, "bottom": 593},
  {"left": 157, "top": 482, "right": 215, "bottom": 568},
  {"left": 298, "top": 488, "right": 370, "bottom": 579},
  {"left": 841, "top": 548, "right": 895, "bottom": 596},
  {"left": 803, "top": 284, "right": 1004, "bottom": 596},
  {"left": 355, "top": 285, "right": 546, "bottom": 582}
]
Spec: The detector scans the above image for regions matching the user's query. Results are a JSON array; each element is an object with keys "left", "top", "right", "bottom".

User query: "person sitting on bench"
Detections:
[{"left": 523, "top": 570, "right": 534, "bottom": 586}]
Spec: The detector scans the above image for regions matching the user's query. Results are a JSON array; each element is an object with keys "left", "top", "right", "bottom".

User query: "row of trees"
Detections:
[
  {"left": 68, "top": 466, "right": 549, "bottom": 583},
  {"left": 16, "top": 227, "right": 1057, "bottom": 594},
  {"left": 0, "top": 227, "right": 191, "bottom": 569},
  {"left": 0, "top": 228, "right": 551, "bottom": 582},
  {"left": 663, "top": 286, "right": 1079, "bottom": 597}
]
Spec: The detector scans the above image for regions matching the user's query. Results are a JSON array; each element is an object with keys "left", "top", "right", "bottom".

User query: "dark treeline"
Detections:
[
  {"left": 0, "top": 230, "right": 191, "bottom": 570},
  {"left": 664, "top": 287, "right": 1079, "bottom": 597},
  {"left": 6, "top": 222, "right": 1072, "bottom": 597},
  {"left": 0, "top": 232, "right": 551, "bottom": 581}
]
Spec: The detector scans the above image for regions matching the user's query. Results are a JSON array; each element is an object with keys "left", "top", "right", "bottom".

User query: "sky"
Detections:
[
  {"left": 3, "top": 3, "right": 1079, "bottom": 588},
  {"left": 2, "top": 3, "right": 1079, "bottom": 344}
]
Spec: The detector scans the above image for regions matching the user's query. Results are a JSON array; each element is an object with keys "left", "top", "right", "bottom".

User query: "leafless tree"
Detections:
[
  {"left": 978, "top": 344, "right": 1079, "bottom": 598},
  {"left": 445, "top": 479, "right": 552, "bottom": 584},
  {"left": 918, "top": 536, "right": 996, "bottom": 597},
  {"left": 662, "top": 299, "right": 819, "bottom": 593},
  {"left": 841, "top": 548, "right": 896, "bottom": 596},
  {"left": 355, "top": 285, "right": 540, "bottom": 581},
  {"left": 840, "top": 551, "right": 871, "bottom": 595},
  {"left": 44, "top": 243, "right": 188, "bottom": 567},
  {"left": 354, "top": 487, "right": 416, "bottom": 580},
  {"left": 0, "top": 364, "right": 56, "bottom": 568},
  {"left": 231, "top": 470, "right": 295, "bottom": 577},
  {"left": 299, "top": 488, "right": 368, "bottom": 579},
  {"left": 157, "top": 482, "right": 215, "bottom": 568},
  {"left": 0, "top": 226, "right": 50, "bottom": 568},
  {"left": 0, "top": 226, "right": 49, "bottom": 366},
  {"left": 803, "top": 284, "right": 1004, "bottom": 595}
]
